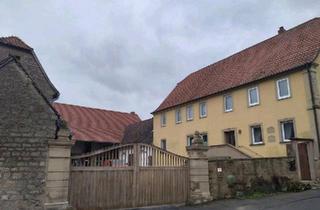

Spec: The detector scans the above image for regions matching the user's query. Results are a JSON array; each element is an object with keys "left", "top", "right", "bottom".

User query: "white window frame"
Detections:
[
  {"left": 199, "top": 102, "right": 207, "bottom": 118},
  {"left": 251, "top": 125, "right": 263, "bottom": 145},
  {"left": 186, "top": 105, "right": 194, "bottom": 121},
  {"left": 160, "top": 139, "right": 167, "bottom": 150},
  {"left": 160, "top": 113, "right": 166, "bottom": 127},
  {"left": 280, "top": 120, "right": 295, "bottom": 142},
  {"left": 248, "top": 86, "right": 260, "bottom": 106},
  {"left": 276, "top": 78, "right": 291, "bottom": 100},
  {"left": 175, "top": 108, "right": 182, "bottom": 124},
  {"left": 224, "top": 95, "right": 233, "bottom": 112}
]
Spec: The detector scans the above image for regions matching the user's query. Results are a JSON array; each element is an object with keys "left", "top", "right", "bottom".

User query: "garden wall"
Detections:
[{"left": 209, "top": 157, "right": 299, "bottom": 199}]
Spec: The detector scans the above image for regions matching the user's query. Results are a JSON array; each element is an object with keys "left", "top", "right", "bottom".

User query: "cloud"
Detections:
[{"left": 0, "top": 0, "right": 319, "bottom": 119}]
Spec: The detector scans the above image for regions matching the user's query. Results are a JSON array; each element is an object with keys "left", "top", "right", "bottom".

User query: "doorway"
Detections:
[
  {"left": 298, "top": 143, "right": 311, "bottom": 180},
  {"left": 224, "top": 130, "right": 236, "bottom": 146}
]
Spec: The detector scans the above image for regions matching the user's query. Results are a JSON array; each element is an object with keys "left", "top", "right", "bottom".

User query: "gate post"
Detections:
[
  {"left": 45, "top": 125, "right": 73, "bottom": 210},
  {"left": 186, "top": 131, "right": 212, "bottom": 205}
]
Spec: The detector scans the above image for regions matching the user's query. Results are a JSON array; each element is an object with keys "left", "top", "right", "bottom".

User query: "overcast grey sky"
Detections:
[{"left": 1, "top": 1, "right": 319, "bottom": 119}]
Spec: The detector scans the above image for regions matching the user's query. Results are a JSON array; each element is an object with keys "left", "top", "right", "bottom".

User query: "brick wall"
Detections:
[
  {"left": 0, "top": 61, "right": 58, "bottom": 210},
  {"left": 209, "top": 157, "right": 299, "bottom": 199}
]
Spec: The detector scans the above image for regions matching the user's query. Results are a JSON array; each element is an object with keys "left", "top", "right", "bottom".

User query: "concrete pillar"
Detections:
[
  {"left": 186, "top": 131, "right": 212, "bottom": 205},
  {"left": 45, "top": 126, "right": 73, "bottom": 210}
]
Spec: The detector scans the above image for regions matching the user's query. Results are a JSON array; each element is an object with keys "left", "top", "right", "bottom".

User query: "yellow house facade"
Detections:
[
  {"left": 153, "top": 69, "right": 317, "bottom": 157},
  {"left": 152, "top": 17, "right": 320, "bottom": 166}
]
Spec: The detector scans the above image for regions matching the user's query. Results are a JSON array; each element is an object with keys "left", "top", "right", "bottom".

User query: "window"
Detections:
[
  {"left": 277, "top": 78, "right": 291, "bottom": 99},
  {"left": 160, "top": 113, "right": 166, "bottom": 127},
  {"left": 186, "top": 105, "right": 194, "bottom": 121},
  {"left": 199, "top": 102, "right": 207, "bottom": 118},
  {"left": 160, "top": 139, "right": 167, "bottom": 150},
  {"left": 224, "top": 95, "right": 233, "bottom": 112},
  {"left": 175, "top": 109, "right": 182, "bottom": 124},
  {"left": 248, "top": 87, "right": 259, "bottom": 106},
  {"left": 251, "top": 125, "right": 263, "bottom": 144},
  {"left": 187, "top": 133, "right": 208, "bottom": 146},
  {"left": 280, "top": 120, "right": 295, "bottom": 142}
]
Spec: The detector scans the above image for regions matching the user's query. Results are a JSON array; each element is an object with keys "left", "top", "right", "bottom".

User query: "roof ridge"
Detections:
[
  {"left": 54, "top": 102, "right": 139, "bottom": 116},
  {"left": 186, "top": 17, "right": 320, "bottom": 78}
]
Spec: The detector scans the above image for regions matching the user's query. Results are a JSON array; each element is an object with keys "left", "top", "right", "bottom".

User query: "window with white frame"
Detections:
[
  {"left": 199, "top": 102, "right": 207, "bottom": 118},
  {"left": 248, "top": 87, "right": 259, "bottom": 106},
  {"left": 224, "top": 95, "right": 233, "bottom": 112},
  {"left": 160, "top": 113, "right": 166, "bottom": 127},
  {"left": 276, "top": 78, "right": 291, "bottom": 99},
  {"left": 160, "top": 139, "right": 167, "bottom": 150},
  {"left": 280, "top": 120, "right": 295, "bottom": 142},
  {"left": 175, "top": 108, "right": 182, "bottom": 124},
  {"left": 187, "top": 133, "right": 208, "bottom": 146},
  {"left": 251, "top": 125, "right": 263, "bottom": 144},
  {"left": 186, "top": 105, "right": 193, "bottom": 121}
]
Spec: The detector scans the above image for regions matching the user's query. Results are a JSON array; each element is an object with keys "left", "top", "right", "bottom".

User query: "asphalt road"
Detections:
[{"left": 148, "top": 189, "right": 320, "bottom": 210}]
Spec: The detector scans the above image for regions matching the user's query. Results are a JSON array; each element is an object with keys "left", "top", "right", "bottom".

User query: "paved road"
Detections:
[{"left": 149, "top": 189, "right": 320, "bottom": 210}]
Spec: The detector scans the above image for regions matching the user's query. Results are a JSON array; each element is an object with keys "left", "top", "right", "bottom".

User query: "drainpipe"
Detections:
[{"left": 307, "top": 63, "right": 320, "bottom": 156}]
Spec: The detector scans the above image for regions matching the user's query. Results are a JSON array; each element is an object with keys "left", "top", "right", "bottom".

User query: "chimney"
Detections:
[
  {"left": 130, "top": 111, "right": 136, "bottom": 115},
  {"left": 278, "top": 26, "right": 286, "bottom": 34}
]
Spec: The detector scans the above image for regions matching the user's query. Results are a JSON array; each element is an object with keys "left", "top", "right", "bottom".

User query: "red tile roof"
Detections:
[
  {"left": 53, "top": 103, "right": 141, "bottom": 143},
  {"left": 154, "top": 18, "right": 320, "bottom": 113},
  {"left": 0, "top": 36, "right": 32, "bottom": 50}
]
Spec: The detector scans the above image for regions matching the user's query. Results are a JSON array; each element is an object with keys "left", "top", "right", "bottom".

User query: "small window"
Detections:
[
  {"left": 280, "top": 120, "right": 295, "bottom": 142},
  {"left": 160, "top": 113, "right": 166, "bottom": 127},
  {"left": 251, "top": 125, "right": 263, "bottom": 144},
  {"left": 160, "top": 139, "right": 167, "bottom": 150},
  {"left": 224, "top": 95, "right": 233, "bottom": 112},
  {"left": 175, "top": 109, "right": 182, "bottom": 124},
  {"left": 199, "top": 102, "right": 207, "bottom": 118},
  {"left": 187, "top": 133, "right": 208, "bottom": 146},
  {"left": 186, "top": 105, "right": 194, "bottom": 121},
  {"left": 277, "top": 78, "right": 291, "bottom": 99},
  {"left": 248, "top": 87, "right": 259, "bottom": 106}
]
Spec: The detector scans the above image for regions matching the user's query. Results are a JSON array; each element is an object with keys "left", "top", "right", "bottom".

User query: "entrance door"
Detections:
[
  {"left": 298, "top": 143, "right": 311, "bottom": 180},
  {"left": 224, "top": 130, "right": 236, "bottom": 146}
]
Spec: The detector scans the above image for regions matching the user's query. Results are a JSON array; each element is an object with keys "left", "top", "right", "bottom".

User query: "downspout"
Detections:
[{"left": 307, "top": 63, "right": 320, "bottom": 156}]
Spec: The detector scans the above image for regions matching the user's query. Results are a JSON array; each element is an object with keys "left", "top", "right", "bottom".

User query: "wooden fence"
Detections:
[{"left": 69, "top": 144, "right": 189, "bottom": 210}]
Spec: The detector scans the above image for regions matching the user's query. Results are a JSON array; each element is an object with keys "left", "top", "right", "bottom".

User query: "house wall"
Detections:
[
  {"left": 0, "top": 62, "right": 58, "bottom": 210},
  {"left": 0, "top": 44, "right": 56, "bottom": 100},
  {"left": 153, "top": 70, "right": 314, "bottom": 157}
]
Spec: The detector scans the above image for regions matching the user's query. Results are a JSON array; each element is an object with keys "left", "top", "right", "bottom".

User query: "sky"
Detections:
[{"left": 0, "top": 0, "right": 319, "bottom": 119}]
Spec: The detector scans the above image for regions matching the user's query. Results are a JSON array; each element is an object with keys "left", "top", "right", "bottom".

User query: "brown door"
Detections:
[
  {"left": 224, "top": 130, "right": 236, "bottom": 146},
  {"left": 298, "top": 143, "right": 311, "bottom": 180}
]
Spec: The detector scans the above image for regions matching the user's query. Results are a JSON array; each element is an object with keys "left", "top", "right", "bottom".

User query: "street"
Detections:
[{"left": 149, "top": 189, "right": 320, "bottom": 210}]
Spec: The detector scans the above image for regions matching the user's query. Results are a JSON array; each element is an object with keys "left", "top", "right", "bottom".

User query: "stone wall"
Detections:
[
  {"left": 209, "top": 157, "right": 299, "bottom": 199},
  {"left": 0, "top": 61, "right": 58, "bottom": 210}
]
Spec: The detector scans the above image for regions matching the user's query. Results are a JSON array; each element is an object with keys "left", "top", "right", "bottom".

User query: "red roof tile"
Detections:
[
  {"left": 0, "top": 36, "right": 32, "bottom": 50},
  {"left": 53, "top": 103, "right": 141, "bottom": 143},
  {"left": 154, "top": 18, "right": 320, "bottom": 113}
]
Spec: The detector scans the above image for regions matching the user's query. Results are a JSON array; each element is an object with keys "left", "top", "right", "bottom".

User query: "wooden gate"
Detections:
[
  {"left": 69, "top": 144, "right": 189, "bottom": 210},
  {"left": 298, "top": 143, "right": 311, "bottom": 180}
]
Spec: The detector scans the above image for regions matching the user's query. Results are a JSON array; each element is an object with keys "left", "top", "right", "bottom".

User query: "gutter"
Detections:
[{"left": 307, "top": 63, "right": 320, "bottom": 156}]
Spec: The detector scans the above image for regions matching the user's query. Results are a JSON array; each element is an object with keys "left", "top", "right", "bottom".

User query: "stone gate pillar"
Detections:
[
  {"left": 45, "top": 125, "right": 73, "bottom": 210},
  {"left": 186, "top": 131, "right": 212, "bottom": 205}
]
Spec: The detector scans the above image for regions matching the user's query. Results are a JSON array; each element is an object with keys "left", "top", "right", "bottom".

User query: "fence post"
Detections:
[
  {"left": 186, "top": 131, "right": 212, "bottom": 205},
  {"left": 132, "top": 144, "right": 140, "bottom": 207}
]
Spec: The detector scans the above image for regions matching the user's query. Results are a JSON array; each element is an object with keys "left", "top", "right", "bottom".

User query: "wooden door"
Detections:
[{"left": 298, "top": 143, "right": 311, "bottom": 180}]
